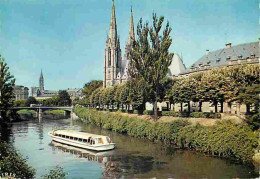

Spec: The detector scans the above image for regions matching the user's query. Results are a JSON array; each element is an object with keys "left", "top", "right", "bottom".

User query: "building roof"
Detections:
[
  {"left": 168, "top": 53, "right": 186, "bottom": 76},
  {"left": 14, "top": 85, "right": 29, "bottom": 90},
  {"left": 181, "top": 41, "right": 259, "bottom": 74}
]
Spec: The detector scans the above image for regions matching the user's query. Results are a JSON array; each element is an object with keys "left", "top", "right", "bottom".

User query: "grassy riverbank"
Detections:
[
  {"left": 44, "top": 110, "right": 65, "bottom": 115},
  {"left": 74, "top": 105, "right": 259, "bottom": 163},
  {"left": 17, "top": 109, "right": 36, "bottom": 115}
]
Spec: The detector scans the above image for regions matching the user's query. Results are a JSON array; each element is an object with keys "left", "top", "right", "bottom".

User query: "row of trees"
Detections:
[
  {"left": 41, "top": 90, "right": 71, "bottom": 106},
  {"left": 169, "top": 65, "right": 259, "bottom": 113},
  {"left": 80, "top": 64, "right": 259, "bottom": 115}
]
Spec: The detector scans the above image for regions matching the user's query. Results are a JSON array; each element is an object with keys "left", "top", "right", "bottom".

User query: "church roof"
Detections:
[
  {"left": 181, "top": 41, "right": 259, "bottom": 74},
  {"left": 168, "top": 54, "right": 186, "bottom": 76}
]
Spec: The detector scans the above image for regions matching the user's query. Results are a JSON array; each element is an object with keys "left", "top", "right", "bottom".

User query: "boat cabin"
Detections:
[{"left": 52, "top": 130, "right": 111, "bottom": 146}]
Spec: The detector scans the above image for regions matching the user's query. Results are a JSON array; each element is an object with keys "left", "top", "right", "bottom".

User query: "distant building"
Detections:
[
  {"left": 66, "top": 88, "right": 82, "bottom": 100},
  {"left": 180, "top": 41, "right": 259, "bottom": 76},
  {"left": 31, "top": 70, "right": 58, "bottom": 99},
  {"left": 171, "top": 40, "right": 260, "bottom": 115},
  {"left": 31, "top": 70, "right": 82, "bottom": 100},
  {"left": 13, "top": 85, "right": 29, "bottom": 101}
]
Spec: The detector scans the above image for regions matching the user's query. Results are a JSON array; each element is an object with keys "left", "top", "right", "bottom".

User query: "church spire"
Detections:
[
  {"left": 109, "top": 0, "right": 117, "bottom": 44},
  {"left": 39, "top": 69, "right": 44, "bottom": 92},
  {"left": 127, "top": 6, "right": 135, "bottom": 45}
]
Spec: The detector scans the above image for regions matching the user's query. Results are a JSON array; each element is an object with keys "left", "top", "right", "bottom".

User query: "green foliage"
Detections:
[
  {"left": 168, "top": 64, "right": 260, "bottom": 113},
  {"left": 58, "top": 90, "right": 71, "bottom": 106},
  {"left": 235, "top": 84, "right": 260, "bottom": 113},
  {"left": 143, "top": 110, "right": 154, "bottom": 115},
  {"left": 42, "top": 95, "right": 60, "bottom": 106},
  {"left": 42, "top": 166, "right": 66, "bottom": 179},
  {"left": 161, "top": 111, "right": 221, "bottom": 119},
  {"left": 13, "top": 100, "right": 27, "bottom": 107},
  {"left": 17, "top": 109, "right": 36, "bottom": 114},
  {"left": 129, "top": 13, "right": 174, "bottom": 118},
  {"left": 81, "top": 80, "right": 103, "bottom": 105},
  {"left": 0, "top": 142, "right": 35, "bottom": 178},
  {"left": 74, "top": 105, "right": 259, "bottom": 162},
  {"left": 44, "top": 110, "right": 65, "bottom": 115},
  {"left": 248, "top": 113, "right": 260, "bottom": 131},
  {"left": 82, "top": 80, "right": 103, "bottom": 97},
  {"left": 26, "top": 96, "right": 37, "bottom": 106},
  {"left": 0, "top": 55, "right": 15, "bottom": 123}
]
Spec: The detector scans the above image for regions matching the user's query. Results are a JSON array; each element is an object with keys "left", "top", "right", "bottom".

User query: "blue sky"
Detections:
[{"left": 0, "top": 0, "right": 258, "bottom": 90}]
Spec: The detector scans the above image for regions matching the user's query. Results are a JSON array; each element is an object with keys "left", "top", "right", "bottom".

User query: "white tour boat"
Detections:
[{"left": 48, "top": 130, "right": 115, "bottom": 151}]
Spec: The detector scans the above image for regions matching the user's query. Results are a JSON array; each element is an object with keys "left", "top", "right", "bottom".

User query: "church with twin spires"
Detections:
[
  {"left": 103, "top": 1, "right": 186, "bottom": 88},
  {"left": 103, "top": 0, "right": 135, "bottom": 88}
]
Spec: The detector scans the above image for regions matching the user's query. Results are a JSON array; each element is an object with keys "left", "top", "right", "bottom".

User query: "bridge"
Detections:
[{"left": 10, "top": 106, "right": 73, "bottom": 118}]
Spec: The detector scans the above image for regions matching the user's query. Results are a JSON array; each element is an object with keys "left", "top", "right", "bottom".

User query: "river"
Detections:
[{"left": 7, "top": 116, "right": 260, "bottom": 178}]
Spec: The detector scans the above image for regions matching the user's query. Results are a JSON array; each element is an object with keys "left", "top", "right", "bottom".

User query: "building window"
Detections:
[{"left": 108, "top": 48, "right": 111, "bottom": 67}]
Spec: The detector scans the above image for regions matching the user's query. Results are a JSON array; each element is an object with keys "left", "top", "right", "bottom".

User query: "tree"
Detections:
[
  {"left": 170, "top": 77, "right": 196, "bottom": 112},
  {"left": 235, "top": 84, "right": 260, "bottom": 114},
  {"left": 26, "top": 96, "right": 37, "bottom": 107},
  {"left": 130, "top": 13, "right": 173, "bottom": 118},
  {"left": 58, "top": 90, "right": 71, "bottom": 106},
  {"left": 0, "top": 55, "right": 15, "bottom": 124},
  {"left": 82, "top": 80, "right": 103, "bottom": 96}
]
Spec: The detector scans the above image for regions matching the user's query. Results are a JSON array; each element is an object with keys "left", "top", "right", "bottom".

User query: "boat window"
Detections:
[
  {"left": 88, "top": 137, "right": 92, "bottom": 143},
  {"left": 66, "top": 136, "right": 69, "bottom": 139},
  {"left": 62, "top": 135, "right": 65, "bottom": 138},
  {"left": 74, "top": 137, "right": 78, "bottom": 141},
  {"left": 98, "top": 138, "right": 104, "bottom": 144},
  {"left": 70, "top": 136, "right": 73, "bottom": 140},
  {"left": 83, "top": 139, "right": 87, "bottom": 143},
  {"left": 78, "top": 138, "right": 83, "bottom": 142}
]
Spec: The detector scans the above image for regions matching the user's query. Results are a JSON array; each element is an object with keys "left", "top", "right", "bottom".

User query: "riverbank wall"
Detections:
[{"left": 73, "top": 105, "right": 259, "bottom": 163}]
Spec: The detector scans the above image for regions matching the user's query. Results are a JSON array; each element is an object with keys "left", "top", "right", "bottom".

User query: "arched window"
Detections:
[
  {"left": 116, "top": 50, "right": 119, "bottom": 67},
  {"left": 108, "top": 48, "right": 111, "bottom": 67}
]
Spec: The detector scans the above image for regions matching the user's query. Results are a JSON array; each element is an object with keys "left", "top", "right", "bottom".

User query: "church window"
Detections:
[{"left": 108, "top": 48, "right": 111, "bottom": 67}]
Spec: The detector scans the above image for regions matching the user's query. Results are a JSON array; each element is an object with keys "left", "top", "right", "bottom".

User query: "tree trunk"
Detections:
[
  {"left": 199, "top": 101, "right": 202, "bottom": 112},
  {"left": 220, "top": 101, "right": 224, "bottom": 113},
  {"left": 227, "top": 102, "right": 231, "bottom": 114},
  {"left": 246, "top": 104, "right": 250, "bottom": 114},
  {"left": 188, "top": 101, "right": 191, "bottom": 113},
  {"left": 255, "top": 102, "right": 259, "bottom": 113},
  {"left": 154, "top": 100, "right": 158, "bottom": 119},
  {"left": 214, "top": 102, "right": 218, "bottom": 113},
  {"left": 237, "top": 103, "right": 240, "bottom": 115}
]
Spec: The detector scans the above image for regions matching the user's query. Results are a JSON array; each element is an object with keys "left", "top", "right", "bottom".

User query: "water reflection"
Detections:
[{"left": 7, "top": 118, "right": 260, "bottom": 179}]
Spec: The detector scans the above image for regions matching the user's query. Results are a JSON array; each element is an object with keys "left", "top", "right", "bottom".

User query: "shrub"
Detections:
[
  {"left": 161, "top": 111, "right": 221, "bottom": 119},
  {"left": 73, "top": 105, "right": 259, "bottom": 162},
  {"left": 248, "top": 113, "right": 260, "bottom": 131},
  {"left": 143, "top": 110, "right": 154, "bottom": 115},
  {"left": 42, "top": 166, "right": 66, "bottom": 179},
  {"left": 0, "top": 142, "right": 35, "bottom": 178}
]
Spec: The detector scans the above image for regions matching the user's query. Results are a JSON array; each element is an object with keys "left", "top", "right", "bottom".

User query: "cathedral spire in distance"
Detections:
[
  {"left": 109, "top": 0, "right": 117, "bottom": 44},
  {"left": 127, "top": 6, "right": 135, "bottom": 44},
  {"left": 39, "top": 69, "right": 44, "bottom": 92}
]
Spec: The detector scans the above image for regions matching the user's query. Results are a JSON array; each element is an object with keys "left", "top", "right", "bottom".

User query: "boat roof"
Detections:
[{"left": 54, "top": 130, "right": 108, "bottom": 139}]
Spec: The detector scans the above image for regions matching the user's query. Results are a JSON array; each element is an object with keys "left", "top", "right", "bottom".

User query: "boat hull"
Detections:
[{"left": 48, "top": 132, "right": 115, "bottom": 151}]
